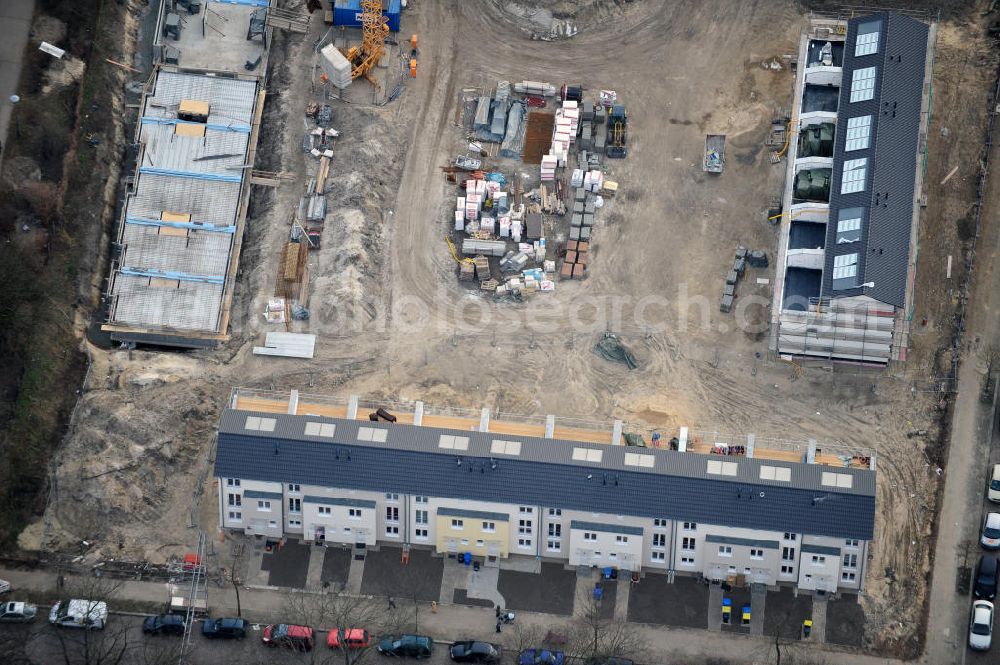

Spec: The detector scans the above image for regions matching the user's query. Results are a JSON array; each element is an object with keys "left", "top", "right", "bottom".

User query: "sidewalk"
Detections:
[
  {"left": 0, "top": 565, "right": 902, "bottom": 665},
  {"left": 0, "top": 0, "right": 34, "bottom": 164}
]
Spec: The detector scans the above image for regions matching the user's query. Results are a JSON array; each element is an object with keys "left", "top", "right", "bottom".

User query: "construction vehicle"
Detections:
[
  {"left": 606, "top": 105, "right": 628, "bottom": 159},
  {"left": 454, "top": 155, "right": 482, "bottom": 171},
  {"left": 346, "top": 0, "right": 389, "bottom": 86},
  {"left": 704, "top": 134, "right": 726, "bottom": 173}
]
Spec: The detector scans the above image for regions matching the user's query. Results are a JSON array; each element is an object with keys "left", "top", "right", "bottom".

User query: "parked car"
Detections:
[
  {"left": 378, "top": 634, "right": 433, "bottom": 658},
  {"left": 48, "top": 599, "right": 108, "bottom": 630},
  {"left": 143, "top": 614, "right": 186, "bottom": 636},
  {"left": 328, "top": 627, "right": 372, "bottom": 649},
  {"left": 983, "top": 513, "right": 1000, "bottom": 550},
  {"left": 0, "top": 602, "right": 37, "bottom": 623},
  {"left": 525, "top": 96, "right": 547, "bottom": 108},
  {"left": 449, "top": 640, "right": 502, "bottom": 663},
  {"left": 0, "top": 580, "right": 10, "bottom": 595},
  {"left": 262, "top": 623, "right": 314, "bottom": 651},
  {"left": 977, "top": 555, "right": 999, "bottom": 600},
  {"left": 519, "top": 648, "right": 565, "bottom": 665},
  {"left": 201, "top": 617, "right": 247, "bottom": 639},
  {"left": 970, "top": 600, "right": 994, "bottom": 651},
  {"left": 990, "top": 464, "right": 1000, "bottom": 503}
]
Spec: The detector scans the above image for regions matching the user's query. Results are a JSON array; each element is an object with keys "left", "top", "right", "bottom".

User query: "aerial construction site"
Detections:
[{"left": 4, "top": 0, "right": 1000, "bottom": 664}]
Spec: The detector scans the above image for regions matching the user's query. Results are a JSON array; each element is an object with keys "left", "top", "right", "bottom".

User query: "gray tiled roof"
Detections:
[
  {"left": 570, "top": 521, "right": 643, "bottom": 536},
  {"left": 438, "top": 507, "right": 509, "bottom": 522},
  {"left": 821, "top": 13, "right": 930, "bottom": 307},
  {"left": 801, "top": 543, "right": 842, "bottom": 556},
  {"left": 705, "top": 535, "right": 779, "bottom": 550},
  {"left": 304, "top": 496, "right": 375, "bottom": 508},
  {"left": 213, "top": 410, "right": 876, "bottom": 540}
]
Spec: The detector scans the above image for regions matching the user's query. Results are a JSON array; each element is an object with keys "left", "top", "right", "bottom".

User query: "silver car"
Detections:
[
  {"left": 983, "top": 513, "right": 1000, "bottom": 550},
  {"left": 0, "top": 601, "right": 37, "bottom": 623},
  {"left": 970, "top": 600, "right": 994, "bottom": 651}
]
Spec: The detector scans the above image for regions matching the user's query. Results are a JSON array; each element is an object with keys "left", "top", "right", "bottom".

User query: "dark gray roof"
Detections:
[
  {"left": 705, "top": 535, "right": 779, "bottom": 550},
  {"left": 821, "top": 13, "right": 930, "bottom": 307},
  {"left": 570, "top": 521, "right": 643, "bottom": 536},
  {"left": 438, "top": 507, "right": 509, "bottom": 522},
  {"left": 305, "top": 496, "right": 375, "bottom": 508},
  {"left": 213, "top": 410, "right": 876, "bottom": 540},
  {"left": 243, "top": 489, "right": 282, "bottom": 500},
  {"left": 801, "top": 543, "right": 842, "bottom": 556}
]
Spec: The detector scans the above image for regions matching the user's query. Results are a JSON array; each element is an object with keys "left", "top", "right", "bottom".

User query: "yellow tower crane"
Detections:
[{"left": 348, "top": 0, "right": 389, "bottom": 87}]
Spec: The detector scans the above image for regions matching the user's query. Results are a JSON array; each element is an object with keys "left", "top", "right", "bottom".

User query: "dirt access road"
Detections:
[{"left": 20, "top": 1, "right": 997, "bottom": 660}]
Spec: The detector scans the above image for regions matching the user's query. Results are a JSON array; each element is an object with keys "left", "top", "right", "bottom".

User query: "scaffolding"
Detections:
[{"left": 174, "top": 531, "right": 209, "bottom": 664}]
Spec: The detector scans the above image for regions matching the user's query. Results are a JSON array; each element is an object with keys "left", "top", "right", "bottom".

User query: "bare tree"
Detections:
[
  {"left": 566, "top": 596, "right": 649, "bottom": 664},
  {"left": 48, "top": 575, "right": 134, "bottom": 665},
  {"left": 280, "top": 591, "right": 399, "bottom": 665}
]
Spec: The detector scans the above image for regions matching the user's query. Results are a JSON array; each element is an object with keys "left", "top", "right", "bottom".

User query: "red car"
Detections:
[
  {"left": 262, "top": 623, "right": 314, "bottom": 651},
  {"left": 525, "top": 96, "right": 547, "bottom": 108},
  {"left": 327, "top": 627, "right": 372, "bottom": 649}
]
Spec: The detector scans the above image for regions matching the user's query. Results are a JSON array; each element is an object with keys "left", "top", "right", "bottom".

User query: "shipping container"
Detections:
[{"left": 332, "top": 0, "right": 401, "bottom": 33}]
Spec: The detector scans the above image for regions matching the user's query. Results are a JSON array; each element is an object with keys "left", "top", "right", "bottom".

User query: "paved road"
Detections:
[{"left": 0, "top": 0, "right": 33, "bottom": 164}]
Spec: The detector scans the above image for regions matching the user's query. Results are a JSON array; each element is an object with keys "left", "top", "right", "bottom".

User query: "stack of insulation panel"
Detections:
[{"left": 540, "top": 155, "right": 557, "bottom": 181}]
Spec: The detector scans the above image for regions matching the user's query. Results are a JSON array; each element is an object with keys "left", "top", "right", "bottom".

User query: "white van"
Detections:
[
  {"left": 48, "top": 599, "right": 108, "bottom": 629},
  {"left": 989, "top": 464, "right": 1000, "bottom": 503}
]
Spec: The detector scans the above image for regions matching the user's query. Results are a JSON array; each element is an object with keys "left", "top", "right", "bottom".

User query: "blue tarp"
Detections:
[{"left": 125, "top": 216, "right": 236, "bottom": 234}]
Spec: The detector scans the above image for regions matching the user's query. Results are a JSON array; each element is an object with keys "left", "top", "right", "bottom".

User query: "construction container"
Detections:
[{"left": 333, "top": 0, "right": 401, "bottom": 33}]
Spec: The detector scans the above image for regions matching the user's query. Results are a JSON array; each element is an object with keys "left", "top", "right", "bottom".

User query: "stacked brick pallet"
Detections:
[{"left": 559, "top": 240, "right": 590, "bottom": 280}]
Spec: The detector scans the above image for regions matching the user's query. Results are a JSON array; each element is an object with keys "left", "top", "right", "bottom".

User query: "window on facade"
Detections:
[
  {"left": 549, "top": 523, "right": 561, "bottom": 537},
  {"left": 842, "top": 571, "right": 857, "bottom": 582},
  {"left": 843, "top": 553, "right": 858, "bottom": 569},
  {"left": 651, "top": 551, "right": 665, "bottom": 561},
  {"left": 227, "top": 478, "right": 240, "bottom": 487},
  {"left": 385, "top": 493, "right": 399, "bottom": 502},
  {"left": 288, "top": 498, "right": 301, "bottom": 513},
  {"left": 475, "top": 539, "right": 484, "bottom": 547},
  {"left": 228, "top": 511, "right": 242, "bottom": 521},
  {"left": 832, "top": 253, "right": 859, "bottom": 288},
  {"left": 288, "top": 483, "right": 300, "bottom": 493},
  {"left": 228, "top": 493, "right": 241, "bottom": 507},
  {"left": 680, "top": 556, "right": 695, "bottom": 565},
  {"left": 811, "top": 555, "right": 826, "bottom": 565},
  {"left": 303, "top": 421, "right": 335, "bottom": 438},
  {"left": 750, "top": 548, "right": 764, "bottom": 560},
  {"left": 357, "top": 426, "right": 388, "bottom": 443},
  {"left": 257, "top": 500, "right": 271, "bottom": 511},
  {"left": 683, "top": 522, "right": 696, "bottom": 531},
  {"left": 318, "top": 506, "right": 332, "bottom": 516},
  {"left": 844, "top": 115, "right": 872, "bottom": 152},
  {"left": 415, "top": 510, "right": 428, "bottom": 525},
  {"left": 348, "top": 508, "right": 361, "bottom": 519},
  {"left": 850, "top": 66, "right": 876, "bottom": 102},
  {"left": 268, "top": 520, "right": 277, "bottom": 528},
  {"left": 244, "top": 416, "right": 276, "bottom": 432},
  {"left": 289, "top": 519, "right": 301, "bottom": 527},
  {"left": 718, "top": 546, "right": 733, "bottom": 557},
  {"left": 549, "top": 508, "right": 562, "bottom": 517},
  {"left": 461, "top": 539, "right": 469, "bottom": 546},
  {"left": 654, "top": 518, "right": 667, "bottom": 528},
  {"left": 682, "top": 537, "right": 696, "bottom": 551},
  {"left": 519, "top": 506, "right": 533, "bottom": 514},
  {"left": 386, "top": 507, "right": 399, "bottom": 522},
  {"left": 781, "top": 565, "right": 795, "bottom": 575},
  {"left": 414, "top": 495, "right": 428, "bottom": 504},
  {"left": 547, "top": 540, "right": 561, "bottom": 551},
  {"left": 451, "top": 519, "right": 464, "bottom": 529},
  {"left": 836, "top": 214, "right": 863, "bottom": 244},
  {"left": 438, "top": 434, "right": 469, "bottom": 450},
  {"left": 845, "top": 539, "right": 859, "bottom": 548},
  {"left": 616, "top": 535, "right": 629, "bottom": 543},
  {"left": 727, "top": 566, "right": 737, "bottom": 574},
  {"left": 783, "top": 533, "right": 796, "bottom": 541},
  {"left": 571, "top": 447, "right": 603, "bottom": 463},
  {"left": 385, "top": 526, "right": 399, "bottom": 536},
  {"left": 841, "top": 158, "right": 867, "bottom": 194},
  {"left": 653, "top": 533, "right": 666, "bottom": 548},
  {"left": 518, "top": 538, "right": 532, "bottom": 548},
  {"left": 584, "top": 532, "right": 598, "bottom": 541},
  {"left": 415, "top": 528, "right": 428, "bottom": 539},
  {"left": 482, "top": 521, "right": 496, "bottom": 532},
  {"left": 518, "top": 520, "right": 533, "bottom": 534},
  {"left": 782, "top": 546, "right": 796, "bottom": 561}
]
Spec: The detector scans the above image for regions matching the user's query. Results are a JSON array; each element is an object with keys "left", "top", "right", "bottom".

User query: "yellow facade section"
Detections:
[{"left": 434, "top": 516, "right": 510, "bottom": 558}]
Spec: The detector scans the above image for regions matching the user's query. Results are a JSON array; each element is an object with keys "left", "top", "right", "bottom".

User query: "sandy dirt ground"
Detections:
[{"left": 17, "top": 0, "right": 997, "bottom": 658}]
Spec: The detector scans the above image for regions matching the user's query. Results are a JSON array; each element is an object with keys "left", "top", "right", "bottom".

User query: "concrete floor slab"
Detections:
[
  {"left": 163, "top": 1, "right": 268, "bottom": 73},
  {"left": 628, "top": 574, "right": 708, "bottom": 629},
  {"left": 320, "top": 546, "right": 352, "bottom": 590},
  {"left": 264, "top": 539, "right": 311, "bottom": 589},
  {"left": 498, "top": 561, "right": 575, "bottom": 616}
]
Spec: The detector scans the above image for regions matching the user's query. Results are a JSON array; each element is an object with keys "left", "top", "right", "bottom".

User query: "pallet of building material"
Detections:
[
  {"left": 461, "top": 238, "right": 507, "bottom": 257},
  {"left": 480, "top": 278, "right": 499, "bottom": 292},
  {"left": 315, "top": 155, "right": 331, "bottom": 194},
  {"left": 559, "top": 261, "right": 574, "bottom": 279},
  {"left": 473, "top": 255, "right": 491, "bottom": 280},
  {"left": 720, "top": 294, "right": 734, "bottom": 313},
  {"left": 459, "top": 261, "right": 475, "bottom": 282}
]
